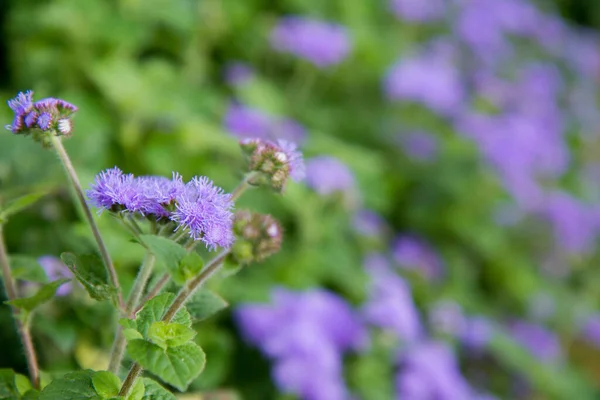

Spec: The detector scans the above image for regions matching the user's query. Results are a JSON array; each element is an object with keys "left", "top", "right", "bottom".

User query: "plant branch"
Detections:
[
  {"left": 119, "top": 250, "right": 230, "bottom": 396},
  {"left": 230, "top": 172, "right": 256, "bottom": 202},
  {"left": 0, "top": 226, "right": 40, "bottom": 389},
  {"left": 50, "top": 136, "right": 123, "bottom": 308}
]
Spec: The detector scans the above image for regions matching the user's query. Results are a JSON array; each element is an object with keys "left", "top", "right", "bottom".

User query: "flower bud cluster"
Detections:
[
  {"left": 240, "top": 138, "right": 305, "bottom": 192},
  {"left": 6, "top": 91, "right": 78, "bottom": 140},
  {"left": 230, "top": 210, "right": 282, "bottom": 264}
]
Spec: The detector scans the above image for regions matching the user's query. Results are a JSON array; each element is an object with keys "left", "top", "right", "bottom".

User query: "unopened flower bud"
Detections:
[{"left": 230, "top": 210, "right": 283, "bottom": 264}]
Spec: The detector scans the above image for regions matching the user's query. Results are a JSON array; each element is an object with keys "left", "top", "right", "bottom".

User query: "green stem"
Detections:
[
  {"left": 0, "top": 226, "right": 40, "bottom": 389},
  {"left": 108, "top": 253, "right": 156, "bottom": 374},
  {"left": 230, "top": 173, "right": 256, "bottom": 203},
  {"left": 119, "top": 250, "right": 230, "bottom": 396},
  {"left": 133, "top": 272, "right": 170, "bottom": 315},
  {"left": 50, "top": 136, "right": 123, "bottom": 308}
]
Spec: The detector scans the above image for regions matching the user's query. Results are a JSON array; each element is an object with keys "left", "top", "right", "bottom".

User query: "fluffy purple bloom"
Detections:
[
  {"left": 392, "top": 235, "right": 443, "bottom": 280},
  {"left": 384, "top": 41, "right": 464, "bottom": 116},
  {"left": 171, "top": 176, "right": 234, "bottom": 249},
  {"left": 305, "top": 156, "right": 354, "bottom": 196},
  {"left": 235, "top": 288, "right": 365, "bottom": 400},
  {"left": 390, "top": 0, "right": 447, "bottom": 22},
  {"left": 23, "top": 111, "right": 38, "bottom": 128},
  {"left": 38, "top": 256, "right": 73, "bottom": 296},
  {"left": 276, "top": 139, "right": 305, "bottom": 181},
  {"left": 33, "top": 97, "right": 78, "bottom": 114},
  {"left": 362, "top": 265, "right": 422, "bottom": 343},
  {"left": 87, "top": 167, "right": 140, "bottom": 212},
  {"left": 270, "top": 17, "right": 351, "bottom": 68},
  {"left": 7, "top": 91, "right": 34, "bottom": 116},
  {"left": 398, "top": 131, "right": 438, "bottom": 162},
  {"left": 137, "top": 173, "right": 185, "bottom": 217},
  {"left": 224, "top": 62, "right": 254, "bottom": 86},
  {"left": 396, "top": 341, "right": 474, "bottom": 400},
  {"left": 509, "top": 321, "right": 561, "bottom": 363},
  {"left": 37, "top": 112, "right": 52, "bottom": 130}
]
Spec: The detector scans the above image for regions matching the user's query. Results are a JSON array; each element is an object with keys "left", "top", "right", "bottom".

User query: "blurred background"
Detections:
[{"left": 2, "top": 0, "right": 600, "bottom": 399}]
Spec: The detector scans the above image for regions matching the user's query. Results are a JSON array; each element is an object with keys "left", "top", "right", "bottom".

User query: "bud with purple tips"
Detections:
[{"left": 230, "top": 210, "right": 283, "bottom": 265}]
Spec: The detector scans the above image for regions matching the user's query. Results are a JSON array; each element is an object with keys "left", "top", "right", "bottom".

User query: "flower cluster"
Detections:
[
  {"left": 87, "top": 167, "right": 234, "bottom": 250},
  {"left": 6, "top": 91, "right": 77, "bottom": 139},
  {"left": 230, "top": 210, "right": 283, "bottom": 265},
  {"left": 236, "top": 288, "right": 366, "bottom": 400},
  {"left": 240, "top": 138, "right": 305, "bottom": 192}
]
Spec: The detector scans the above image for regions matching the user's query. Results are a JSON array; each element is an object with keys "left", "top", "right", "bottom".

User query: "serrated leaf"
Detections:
[
  {"left": 6, "top": 279, "right": 69, "bottom": 312},
  {"left": 126, "top": 379, "right": 144, "bottom": 400},
  {"left": 119, "top": 318, "right": 137, "bottom": 330},
  {"left": 140, "top": 378, "right": 175, "bottom": 400},
  {"left": 170, "top": 252, "right": 203, "bottom": 285},
  {"left": 135, "top": 293, "right": 191, "bottom": 339},
  {"left": 185, "top": 289, "right": 228, "bottom": 322},
  {"left": 0, "top": 369, "right": 20, "bottom": 400},
  {"left": 127, "top": 340, "right": 205, "bottom": 392},
  {"left": 123, "top": 329, "right": 143, "bottom": 341},
  {"left": 136, "top": 235, "right": 187, "bottom": 278},
  {"left": 61, "top": 253, "right": 116, "bottom": 302},
  {"left": 91, "top": 371, "right": 120, "bottom": 398},
  {"left": 0, "top": 192, "right": 48, "bottom": 223},
  {"left": 39, "top": 370, "right": 102, "bottom": 400},
  {"left": 148, "top": 321, "right": 196, "bottom": 349},
  {"left": 9, "top": 256, "right": 48, "bottom": 283}
]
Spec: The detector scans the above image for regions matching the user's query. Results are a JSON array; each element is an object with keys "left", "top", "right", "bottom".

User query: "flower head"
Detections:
[
  {"left": 8, "top": 91, "right": 34, "bottom": 116},
  {"left": 6, "top": 91, "right": 78, "bottom": 137},
  {"left": 270, "top": 17, "right": 351, "bottom": 68},
  {"left": 305, "top": 156, "right": 355, "bottom": 196},
  {"left": 87, "top": 167, "right": 139, "bottom": 212},
  {"left": 171, "top": 176, "right": 234, "bottom": 250},
  {"left": 230, "top": 210, "right": 283, "bottom": 264},
  {"left": 136, "top": 174, "right": 185, "bottom": 217}
]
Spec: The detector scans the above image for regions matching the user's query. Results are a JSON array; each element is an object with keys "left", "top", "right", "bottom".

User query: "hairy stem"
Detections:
[
  {"left": 51, "top": 136, "right": 123, "bottom": 308},
  {"left": 0, "top": 226, "right": 40, "bottom": 389},
  {"left": 108, "top": 253, "right": 156, "bottom": 373},
  {"left": 230, "top": 172, "right": 256, "bottom": 203},
  {"left": 119, "top": 250, "right": 230, "bottom": 396},
  {"left": 134, "top": 272, "right": 170, "bottom": 315}
]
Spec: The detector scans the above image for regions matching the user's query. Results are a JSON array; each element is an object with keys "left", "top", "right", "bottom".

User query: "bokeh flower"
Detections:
[
  {"left": 305, "top": 156, "right": 355, "bottom": 196},
  {"left": 38, "top": 256, "right": 73, "bottom": 296}
]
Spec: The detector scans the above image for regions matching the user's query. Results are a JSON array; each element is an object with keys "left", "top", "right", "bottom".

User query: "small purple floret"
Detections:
[
  {"left": 37, "top": 112, "right": 52, "bottom": 130},
  {"left": 8, "top": 91, "right": 34, "bottom": 115}
]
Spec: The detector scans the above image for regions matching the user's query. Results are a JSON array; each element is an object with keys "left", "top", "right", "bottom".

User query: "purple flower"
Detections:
[
  {"left": 305, "top": 156, "right": 354, "bottom": 196},
  {"left": 396, "top": 341, "right": 474, "bottom": 400},
  {"left": 392, "top": 235, "right": 443, "bottom": 280},
  {"left": 362, "top": 265, "right": 422, "bottom": 343},
  {"left": 223, "top": 62, "right": 254, "bottom": 86},
  {"left": 509, "top": 321, "right": 561, "bottom": 363},
  {"left": 276, "top": 140, "right": 306, "bottom": 181},
  {"left": 171, "top": 176, "right": 234, "bottom": 250},
  {"left": 8, "top": 91, "right": 34, "bottom": 116},
  {"left": 271, "top": 119, "right": 307, "bottom": 145},
  {"left": 38, "top": 256, "right": 73, "bottom": 296},
  {"left": 6, "top": 91, "right": 78, "bottom": 135},
  {"left": 353, "top": 209, "right": 386, "bottom": 237},
  {"left": 87, "top": 167, "right": 140, "bottom": 212},
  {"left": 137, "top": 173, "right": 185, "bottom": 217},
  {"left": 581, "top": 314, "right": 600, "bottom": 348},
  {"left": 429, "top": 300, "right": 465, "bottom": 337},
  {"left": 384, "top": 42, "right": 464, "bottom": 116},
  {"left": 235, "top": 288, "right": 365, "bottom": 400},
  {"left": 460, "top": 316, "right": 494, "bottom": 350},
  {"left": 398, "top": 131, "right": 438, "bottom": 162},
  {"left": 270, "top": 17, "right": 351, "bottom": 68},
  {"left": 390, "top": 0, "right": 447, "bottom": 22},
  {"left": 37, "top": 112, "right": 52, "bottom": 130}
]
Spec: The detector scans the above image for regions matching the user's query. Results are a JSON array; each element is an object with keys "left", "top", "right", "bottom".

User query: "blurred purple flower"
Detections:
[
  {"left": 509, "top": 321, "right": 562, "bottom": 363},
  {"left": 362, "top": 252, "right": 391, "bottom": 273},
  {"left": 429, "top": 300, "right": 465, "bottom": 337},
  {"left": 224, "top": 62, "right": 254, "bottom": 86},
  {"left": 171, "top": 176, "right": 234, "bottom": 250},
  {"left": 398, "top": 131, "right": 438, "bottom": 162},
  {"left": 276, "top": 139, "right": 306, "bottom": 181},
  {"left": 270, "top": 17, "right": 352, "bottom": 68},
  {"left": 392, "top": 235, "right": 443, "bottom": 280},
  {"left": 384, "top": 42, "right": 464, "bottom": 116},
  {"left": 460, "top": 316, "right": 494, "bottom": 350},
  {"left": 305, "top": 156, "right": 355, "bottom": 196},
  {"left": 396, "top": 341, "right": 474, "bottom": 400},
  {"left": 390, "top": 0, "right": 446, "bottom": 22},
  {"left": 362, "top": 265, "right": 422, "bottom": 343},
  {"left": 353, "top": 209, "right": 386, "bottom": 237},
  {"left": 581, "top": 314, "right": 600, "bottom": 348},
  {"left": 38, "top": 256, "right": 72, "bottom": 296},
  {"left": 235, "top": 288, "right": 365, "bottom": 400}
]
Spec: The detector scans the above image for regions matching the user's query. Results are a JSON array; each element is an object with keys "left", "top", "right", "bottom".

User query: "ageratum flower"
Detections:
[
  {"left": 508, "top": 320, "right": 562, "bottom": 363},
  {"left": 392, "top": 235, "right": 444, "bottom": 280},
  {"left": 171, "top": 176, "right": 234, "bottom": 250},
  {"left": 230, "top": 210, "right": 283, "bottom": 264},
  {"left": 305, "top": 156, "right": 355, "bottom": 196},
  {"left": 240, "top": 138, "right": 305, "bottom": 192},
  {"left": 270, "top": 17, "right": 351, "bottom": 68},
  {"left": 87, "top": 167, "right": 140, "bottom": 213},
  {"left": 6, "top": 91, "right": 78, "bottom": 137},
  {"left": 137, "top": 173, "right": 185, "bottom": 217}
]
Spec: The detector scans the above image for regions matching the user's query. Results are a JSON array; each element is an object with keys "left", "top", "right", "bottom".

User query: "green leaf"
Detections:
[
  {"left": 6, "top": 279, "right": 70, "bottom": 312},
  {"left": 127, "top": 340, "right": 206, "bottom": 392},
  {"left": 148, "top": 321, "right": 196, "bottom": 349},
  {"left": 91, "top": 371, "right": 120, "bottom": 398},
  {"left": 39, "top": 371, "right": 102, "bottom": 400},
  {"left": 0, "top": 192, "right": 48, "bottom": 223},
  {"left": 9, "top": 256, "right": 48, "bottom": 283},
  {"left": 123, "top": 329, "right": 143, "bottom": 341},
  {"left": 135, "top": 293, "right": 191, "bottom": 339},
  {"left": 170, "top": 252, "right": 204, "bottom": 285},
  {"left": 185, "top": 289, "right": 228, "bottom": 322},
  {"left": 140, "top": 378, "right": 175, "bottom": 400},
  {"left": 136, "top": 235, "right": 187, "bottom": 279},
  {"left": 61, "top": 253, "right": 117, "bottom": 302},
  {"left": 125, "top": 379, "right": 144, "bottom": 400},
  {"left": 14, "top": 373, "right": 32, "bottom": 395},
  {"left": 21, "top": 390, "right": 40, "bottom": 400},
  {"left": 0, "top": 369, "right": 20, "bottom": 400}
]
